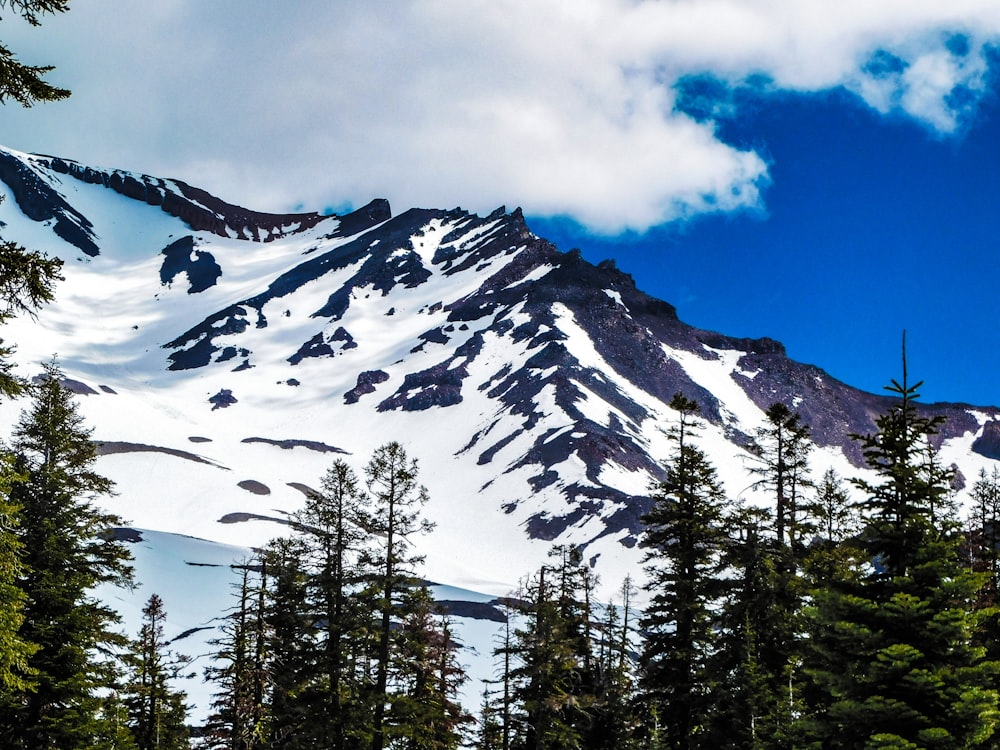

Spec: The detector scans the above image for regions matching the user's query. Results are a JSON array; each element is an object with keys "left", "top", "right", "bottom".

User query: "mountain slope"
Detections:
[{"left": 1, "top": 145, "right": 998, "bottom": 719}]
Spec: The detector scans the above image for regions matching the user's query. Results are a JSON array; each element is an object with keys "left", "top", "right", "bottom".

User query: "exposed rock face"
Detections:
[
  {"left": 2, "top": 145, "right": 997, "bottom": 558},
  {"left": 973, "top": 421, "right": 1000, "bottom": 460},
  {"left": 48, "top": 155, "right": 337, "bottom": 242},
  {"left": 160, "top": 236, "right": 222, "bottom": 293},
  {"left": 0, "top": 150, "right": 100, "bottom": 256},
  {"left": 344, "top": 370, "right": 390, "bottom": 404}
]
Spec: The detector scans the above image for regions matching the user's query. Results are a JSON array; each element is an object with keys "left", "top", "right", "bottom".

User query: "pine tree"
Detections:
[
  {"left": 803, "top": 353, "right": 1000, "bottom": 748},
  {"left": 390, "top": 588, "right": 471, "bottom": 749},
  {"left": 261, "top": 537, "right": 312, "bottom": 750},
  {"left": 0, "top": 231, "right": 63, "bottom": 398},
  {"left": 362, "top": 441, "right": 435, "bottom": 750},
  {"left": 202, "top": 561, "right": 269, "bottom": 750},
  {"left": 747, "top": 402, "right": 812, "bottom": 550},
  {"left": 292, "top": 458, "right": 373, "bottom": 750},
  {"left": 122, "top": 594, "right": 191, "bottom": 750},
  {"left": 966, "top": 467, "right": 1000, "bottom": 672},
  {"left": 0, "top": 452, "right": 34, "bottom": 700},
  {"left": 0, "top": 0, "right": 72, "bottom": 105},
  {"left": 0, "top": 204, "right": 62, "bottom": 701},
  {"left": 488, "top": 598, "right": 519, "bottom": 750},
  {"left": 710, "top": 505, "right": 804, "bottom": 750},
  {"left": 509, "top": 563, "right": 588, "bottom": 750},
  {"left": 475, "top": 686, "right": 505, "bottom": 750},
  {"left": 638, "top": 393, "right": 729, "bottom": 750},
  {"left": 587, "top": 577, "right": 638, "bottom": 750},
  {"left": 0, "top": 364, "right": 133, "bottom": 749}
]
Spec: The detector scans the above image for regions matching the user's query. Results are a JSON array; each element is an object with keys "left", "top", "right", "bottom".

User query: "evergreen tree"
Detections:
[
  {"left": 967, "top": 467, "right": 1000, "bottom": 609},
  {"left": 0, "top": 230, "right": 62, "bottom": 398},
  {"left": 488, "top": 598, "right": 519, "bottom": 750},
  {"left": 587, "top": 576, "right": 638, "bottom": 750},
  {"left": 0, "top": 0, "right": 71, "bottom": 105},
  {"left": 806, "top": 467, "right": 860, "bottom": 546},
  {"left": 475, "top": 686, "right": 505, "bottom": 750},
  {"left": 803, "top": 356, "right": 1000, "bottom": 748},
  {"left": 748, "top": 401, "right": 813, "bottom": 552},
  {"left": 0, "top": 364, "right": 133, "bottom": 749},
  {"left": 710, "top": 505, "right": 804, "bottom": 750},
  {"left": 293, "top": 458, "right": 373, "bottom": 750},
  {"left": 0, "top": 200, "right": 62, "bottom": 701},
  {"left": 639, "top": 393, "right": 729, "bottom": 750},
  {"left": 390, "top": 588, "right": 471, "bottom": 749},
  {"left": 0, "top": 451, "right": 34, "bottom": 700},
  {"left": 122, "top": 594, "right": 191, "bottom": 750},
  {"left": 202, "top": 562, "right": 269, "bottom": 750},
  {"left": 362, "top": 441, "right": 435, "bottom": 750},
  {"left": 261, "top": 537, "right": 312, "bottom": 750},
  {"left": 509, "top": 562, "right": 589, "bottom": 750}
]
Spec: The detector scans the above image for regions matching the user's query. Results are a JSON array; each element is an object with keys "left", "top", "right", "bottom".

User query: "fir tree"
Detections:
[
  {"left": 261, "top": 537, "right": 312, "bottom": 750},
  {"left": 509, "top": 562, "right": 589, "bottom": 750},
  {"left": 0, "top": 0, "right": 72, "bottom": 105},
  {"left": 362, "top": 441, "right": 434, "bottom": 750},
  {"left": 803, "top": 353, "right": 1000, "bottom": 748},
  {"left": 297, "top": 458, "right": 374, "bottom": 749},
  {"left": 710, "top": 505, "right": 804, "bottom": 750},
  {"left": 122, "top": 594, "right": 191, "bottom": 750},
  {"left": 202, "top": 562, "right": 269, "bottom": 750},
  {"left": 0, "top": 207, "right": 62, "bottom": 701},
  {"left": 390, "top": 589, "right": 471, "bottom": 749},
  {"left": 639, "top": 393, "right": 729, "bottom": 750},
  {"left": 747, "top": 402, "right": 813, "bottom": 550},
  {"left": 475, "top": 686, "right": 505, "bottom": 750},
  {"left": 587, "top": 576, "right": 638, "bottom": 750},
  {"left": 0, "top": 364, "right": 133, "bottom": 749}
]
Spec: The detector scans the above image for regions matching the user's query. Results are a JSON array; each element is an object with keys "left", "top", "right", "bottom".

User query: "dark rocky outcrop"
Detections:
[
  {"left": 0, "top": 150, "right": 100, "bottom": 256},
  {"left": 344, "top": 369, "right": 390, "bottom": 404},
  {"left": 160, "top": 235, "right": 222, "bottom": 293},
  {"left": 241, "top": 437, "right": 348, "bottom": 454}
]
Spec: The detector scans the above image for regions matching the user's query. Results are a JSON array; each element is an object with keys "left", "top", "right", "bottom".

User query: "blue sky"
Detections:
[
  {"left": 532, "top": 82, "right": 1000, "bottom": 405},
  {"left": 4, "top": 1, "right": 1000, "bottom": 405}
]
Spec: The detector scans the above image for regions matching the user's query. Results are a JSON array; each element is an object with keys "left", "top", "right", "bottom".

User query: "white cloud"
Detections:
[{"left": 2, "top": 0, "right": 1000, "bottom": 232}]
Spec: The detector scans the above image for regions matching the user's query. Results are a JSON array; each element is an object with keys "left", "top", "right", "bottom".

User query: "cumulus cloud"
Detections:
[{"left": 2, "top": 0, "right": 999, "bottom": 232}]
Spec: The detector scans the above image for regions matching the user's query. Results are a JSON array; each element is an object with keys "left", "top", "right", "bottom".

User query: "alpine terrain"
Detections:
[{"left": 1, "top": 145, "right": 998, "bottom": 721}]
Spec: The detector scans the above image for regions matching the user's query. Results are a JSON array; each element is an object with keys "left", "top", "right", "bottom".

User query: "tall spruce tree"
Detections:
[
  {"left": 0, "top": 363, "right": 133, "bottom": 749},
  {"left": 710, "top": 505, "right": 804, "bottom": 750},
  {"left": 587, "top": 576, "right": 638, "bottom": 750},
  {"left": 261, "top": 537, "right": 312, "bottom": 750},
  {"left": 390, "top": 588, "right": 471, "bottom": 750},
  {"left": 202, "top": 561, "right": 269, "bottom": 750},
  {"left": 362, "top": 441, "right": 435, "bottom": 750},
  {"left": 0, "top": 199, "right": 62, "bottom": 702},
  {"left": 639, "top": 393, "right": 729, "bottom": 750},
  {"left": 747, "top": 402, "right": 813, "bottom": 550},
  {"left": 122, "top": 593, "right": 191, "bottom": 750},
  {"left": 509, "top": 561, "right": 589, "bottom": 750},
  {"left": 293, "top": 459, "right": 373, "bottom": 750},
  {"left": 803, "top": 354, "right": 1000, "bottom": 748},
  {"left": 967, "top": 467, "right": 1000, "bottom": 669}
]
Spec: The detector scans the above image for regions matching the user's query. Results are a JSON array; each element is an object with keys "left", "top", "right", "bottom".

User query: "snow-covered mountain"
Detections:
[{"left": 2, "top": 145, "right": 998, "bottom": 719}]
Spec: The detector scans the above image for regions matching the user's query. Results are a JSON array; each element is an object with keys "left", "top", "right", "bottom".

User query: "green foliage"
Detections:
[
  {"left": 508, "top": 551, "right": 594, "bottom": 750},
  {"left": 748, "top": 402, "right": 813, "bottom": 549},
  {"left": 0, "top": 364, "right": 133, "bottom": 749},
  {"left": 202, "top": 562, "right": 269, "bottom": 750},
  {"left": 638, "top": 393, "right": 730, "bottom": 750},
  {"left": 0, "top": 0, "right": 71, "bottom": 105},
  {"left": 803, "top": 364, "right": 1000, "bottom": 749},
  {"left": 122, "top": 593, "right": 191, "bottom": 750}
]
